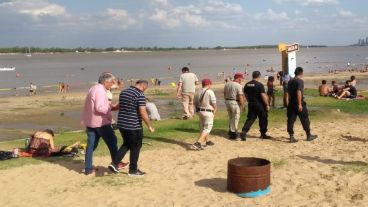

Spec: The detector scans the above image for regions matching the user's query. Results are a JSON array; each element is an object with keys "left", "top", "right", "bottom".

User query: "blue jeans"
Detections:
[{"left": 85, "top": 124, "right": 118, "bottom": 174}]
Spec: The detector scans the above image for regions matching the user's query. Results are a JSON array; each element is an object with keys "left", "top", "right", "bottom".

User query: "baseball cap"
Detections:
[
  {"left": 234, "top": 73, "right": 244, "bottom": 79},
  {"left": 202, "top": 78, "right": 212, "bottom": 86}
]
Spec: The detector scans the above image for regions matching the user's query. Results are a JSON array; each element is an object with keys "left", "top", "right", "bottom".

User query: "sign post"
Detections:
[{"left": 278, "top": 43, "right": 299, "bottom": 78}]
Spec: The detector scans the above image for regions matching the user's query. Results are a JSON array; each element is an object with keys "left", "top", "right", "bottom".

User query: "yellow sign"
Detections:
[{"left": 278, "top": 43, "right": 287, "bottom": 52}]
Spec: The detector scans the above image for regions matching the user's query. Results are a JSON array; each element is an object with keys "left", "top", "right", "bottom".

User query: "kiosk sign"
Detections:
[{"left": 287, "top": 43, "right": 299, "bottom": 53}]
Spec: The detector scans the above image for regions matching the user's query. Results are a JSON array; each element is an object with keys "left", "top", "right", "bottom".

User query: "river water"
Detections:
[{"left": 1, "top": 47, "right": 368, "bottom": 95}]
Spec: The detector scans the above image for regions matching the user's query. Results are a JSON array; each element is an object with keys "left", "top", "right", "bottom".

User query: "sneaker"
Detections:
[
  {"left": 192, "top": 142, "right": 203, "bottom": 150},
  {"left": 182, "top": 116, "right": 189, "bottom": 120},
  {"left": 306, "top": 134, "right": 318, "bottom": 141},
  {"left": 117, "top": 162, "right": 129, "bottom": 170},
  {"left": 261, "top": 134, "right": 272, "bottom": 139},
  {"left": 108, "top": 163, "right": 120, "bottom": 173},
  {"left": 205, "top": 141, "right": 215, "bottom": 146},
  {"left": 240, "top": 132, "right": 247, "bottom": 141},
  {"left": 128, "top": 169, "right": 146, "bottom": 177}
]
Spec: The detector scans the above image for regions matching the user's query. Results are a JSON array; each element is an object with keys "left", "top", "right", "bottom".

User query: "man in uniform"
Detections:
[
  {"left": 192, "top": 79, "right": 217, "bottom": 150},
  {"left": 287, "top": 67, "right": 317, "bottom": 143},
  {"left": 240, "top": 71, "right": 271, "bottom": 141},
  {"left": 223, "top": 73, "right": 244, "bottom": 139},
  {"left": 176, "top": 67, "right": 199, "bottom": 119}
]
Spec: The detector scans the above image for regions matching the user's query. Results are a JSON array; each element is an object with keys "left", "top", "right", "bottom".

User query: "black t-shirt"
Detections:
[
  {"left": 349, "top": 86, "right": 357, "bottom": 96},
  {"left": 288, "top": 78, "right": 304, "bottom": 104},
  {"left": 244, "top": 80, "right": 265, "bottom": 104}
]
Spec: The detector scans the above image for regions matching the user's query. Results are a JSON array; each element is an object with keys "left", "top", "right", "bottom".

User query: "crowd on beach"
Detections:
[
  {"left": 318, "top": 75, "right": 359, "bottom": 99},
  {"left": 3, "top": 65, "right": 367, "bottom": 177}
]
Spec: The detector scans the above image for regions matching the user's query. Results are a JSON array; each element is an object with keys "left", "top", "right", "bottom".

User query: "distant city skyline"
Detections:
[{"left": 0, "top": 0, "right": 367, "bottom": 48}]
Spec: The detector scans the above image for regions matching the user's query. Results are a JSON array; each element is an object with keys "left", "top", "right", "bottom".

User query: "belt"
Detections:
[
  {"left": 196, "top": 108, "right": 214, "bottom": 112},
  {"left": 225, "top": 99, "right": 236, "bottom": 101}
]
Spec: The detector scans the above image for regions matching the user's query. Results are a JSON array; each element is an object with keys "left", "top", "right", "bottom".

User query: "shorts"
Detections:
[{"left": 198, "top": 111, "right": 214, "bottom": 134}]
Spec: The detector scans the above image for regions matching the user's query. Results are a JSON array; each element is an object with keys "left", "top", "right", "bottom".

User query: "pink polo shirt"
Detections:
[{"left": 81, "top": 84, "right": 112, "bottom": 128}]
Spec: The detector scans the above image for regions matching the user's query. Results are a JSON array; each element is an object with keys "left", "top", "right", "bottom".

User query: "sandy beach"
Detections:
[
  {"left": 0, "top": 116, "right": 367, "bottom": 206},
  {"left": 0, "top": 73, "right": 367, "bottom": 206}
]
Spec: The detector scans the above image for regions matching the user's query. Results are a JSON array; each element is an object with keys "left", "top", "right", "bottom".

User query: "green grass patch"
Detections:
[
  {"left": 1, "top": 91, "right": 367, "bottom": 170},
  {"left": 342, "top": 163, "right": 368, "bottom": 173}
]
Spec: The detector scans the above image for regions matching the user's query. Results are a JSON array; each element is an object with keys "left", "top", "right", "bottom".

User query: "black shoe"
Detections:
[
  {"left": 128, "top": 169, "right": 146, "bottom": 177},
  {"left": 240, "top": 131, "right": 247, "bottom": 141},
  {"left": 108, "top": 163, "right": 120, "bottom": 173},
  {"left": 229, "top": 132, "right": 238, "bottom": 140},
  {"left": 261, "top": 134, "right": 272, "bottom": 139},
  {"left": 192, "top": 142, "right": 204, "bottom": 150},
  {"left": 289, "top": 135, "right": 298, "bottom": 143},
  {"left": 306, "top": 134, "right": 318, "bottom": 141}
]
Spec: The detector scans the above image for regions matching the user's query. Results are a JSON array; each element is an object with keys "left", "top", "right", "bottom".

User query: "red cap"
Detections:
[
  {"left": 234, "top": 73, "right": 244, "bottom": 79},
  {"left": 202, "top": 78, "right": 212, "bottom": 86}
]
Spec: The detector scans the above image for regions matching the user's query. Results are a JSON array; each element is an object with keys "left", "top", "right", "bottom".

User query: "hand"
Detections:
[
  {"left": 265, "top": 105, "right": 270, "bottom": 111},
  {"left": 176, "top": 93, "right": 182, "bottom": 99},
  {"left": 111, "top": 103, "right": 119, "bottom": 111},
  {"left": 148, "top": 126, "right": 155, "bottom": 133},
  {"left": 298, "top": 104, "right": 303, "bottom": 112}
]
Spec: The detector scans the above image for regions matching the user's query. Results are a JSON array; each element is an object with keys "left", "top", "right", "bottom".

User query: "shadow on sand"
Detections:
[
  {"left": 195, "top": 178, "right": 228, "bottom": 193},
  {"left": 297, "top": 155, "right": 368, "bottom": 166},
  {"left": 144, "top": 136, "right": 191, "bottom": 150},
  {"left": 340, "top": 135, "right": 368, "bottom": 143},
  {"left": 33, "top": 155, "right": 114, "bottom": 177}
]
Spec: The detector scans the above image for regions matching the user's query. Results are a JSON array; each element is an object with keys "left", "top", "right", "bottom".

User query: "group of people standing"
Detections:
[
  {"left": 175, "top": 66, "right": 318, "bottom": 151},
  {"left": 81, "top": 66, "right": 318, "bottom": 176}
]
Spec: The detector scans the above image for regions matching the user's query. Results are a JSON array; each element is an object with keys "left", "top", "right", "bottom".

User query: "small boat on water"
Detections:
[{"left": 0, "top": 67, "right": 15, "bottom": 71}]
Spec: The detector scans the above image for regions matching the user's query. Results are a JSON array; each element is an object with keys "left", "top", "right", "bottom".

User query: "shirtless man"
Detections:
[{"left": 318, "top": 80, "right": 330, "bottom": 96}]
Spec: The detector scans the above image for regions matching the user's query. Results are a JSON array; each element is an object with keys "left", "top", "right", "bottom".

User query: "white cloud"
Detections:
[
  {"left": 104, "top": 8, "right": 137, "bottom": 28},
  {"left": 337, "top": 8, "right": 355, "bottom": 18},
  {"left": 149, "top": 1, "right": 244, "bottom": 29},
  {"left": 0, "top": 0, "right": 68, "bottom": 17},
  {"left": 273, "top": 0, "right": 339, "bottom": 6},
  {"left": 202, "top": 0, "right": 243, "bottom": 14},
  {"left": 255, "top": 9, "right": 289, "bottom": 21},
  {"left": 153, "top": 0, "right": 170, "bottom": 7},
  {"left": 150, "top": 5, "right": 209, "bottom": 28},
  {"left": 149, "top": 9, "right": 181, "bottom": 28}
]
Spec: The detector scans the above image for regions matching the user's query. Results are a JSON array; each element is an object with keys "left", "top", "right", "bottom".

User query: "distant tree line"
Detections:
[{"left": 0, "top": 45, "right": 327, "bottom": 54}]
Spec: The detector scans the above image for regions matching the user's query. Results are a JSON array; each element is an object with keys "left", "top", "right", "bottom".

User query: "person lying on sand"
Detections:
[{"left": 26, "top": 129, "right": 82, "bottom": 157}]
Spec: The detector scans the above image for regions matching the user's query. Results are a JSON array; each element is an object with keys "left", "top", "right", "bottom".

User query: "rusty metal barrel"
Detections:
[{"left": 227, "top": 157, "right": 271, "bottom": 197}]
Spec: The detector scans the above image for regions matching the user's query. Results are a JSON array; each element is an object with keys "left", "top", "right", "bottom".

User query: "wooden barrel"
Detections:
[{"left": 227, "top": 157, "right": 271, "bottom": 197}]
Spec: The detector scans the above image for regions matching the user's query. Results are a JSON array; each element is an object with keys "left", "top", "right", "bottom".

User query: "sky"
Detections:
[{"left": 0, "top": 0, "right": 367, "bottom": 48}]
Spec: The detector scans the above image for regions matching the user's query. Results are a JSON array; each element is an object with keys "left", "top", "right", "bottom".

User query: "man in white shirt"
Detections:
[
  {"left": 176, "top": 67, "right": 199, "bottom": 119},
  {"left": 192, "top": 79, "right": 217, "bottom": 150}
]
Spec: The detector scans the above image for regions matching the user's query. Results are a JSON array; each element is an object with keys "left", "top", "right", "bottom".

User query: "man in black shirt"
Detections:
[
  {"left": 240, "top": 71, "right": 271, "bottom": 141},
  {"left": 287, "top": 67, "right": 317, "bottom": 143}
]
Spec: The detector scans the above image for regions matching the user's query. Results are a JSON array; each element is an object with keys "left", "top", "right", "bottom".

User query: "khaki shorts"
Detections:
[{"left": 198, "top": 111, "right": 214, "bottom": 134}]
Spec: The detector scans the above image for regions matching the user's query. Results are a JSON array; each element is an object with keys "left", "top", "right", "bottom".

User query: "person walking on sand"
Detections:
[
  {"left": 109, "top": 80, "right": 155, "bottom": 176},
  {"left": 192, "top": 79, "right": 217, "bottom": 150},
  {"left": 286, "top": 67, "right": 318, "bottom": 143},
  {"left": 223, "top": 73, "right": 244, "bottom": 139},
  {"left": 176, "top": 67, "right": 199, "bottom": 119},
  {"left": 240, "top": 71, "right": 271, "bottom": 141},
  {"left": 81, "top": 72, "right": 127, "bottom": 176}
]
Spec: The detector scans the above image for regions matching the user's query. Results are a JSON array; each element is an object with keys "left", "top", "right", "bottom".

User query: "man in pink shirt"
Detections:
[{"left": 81, "top": 72, "right": 126, "bottom": 175}]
